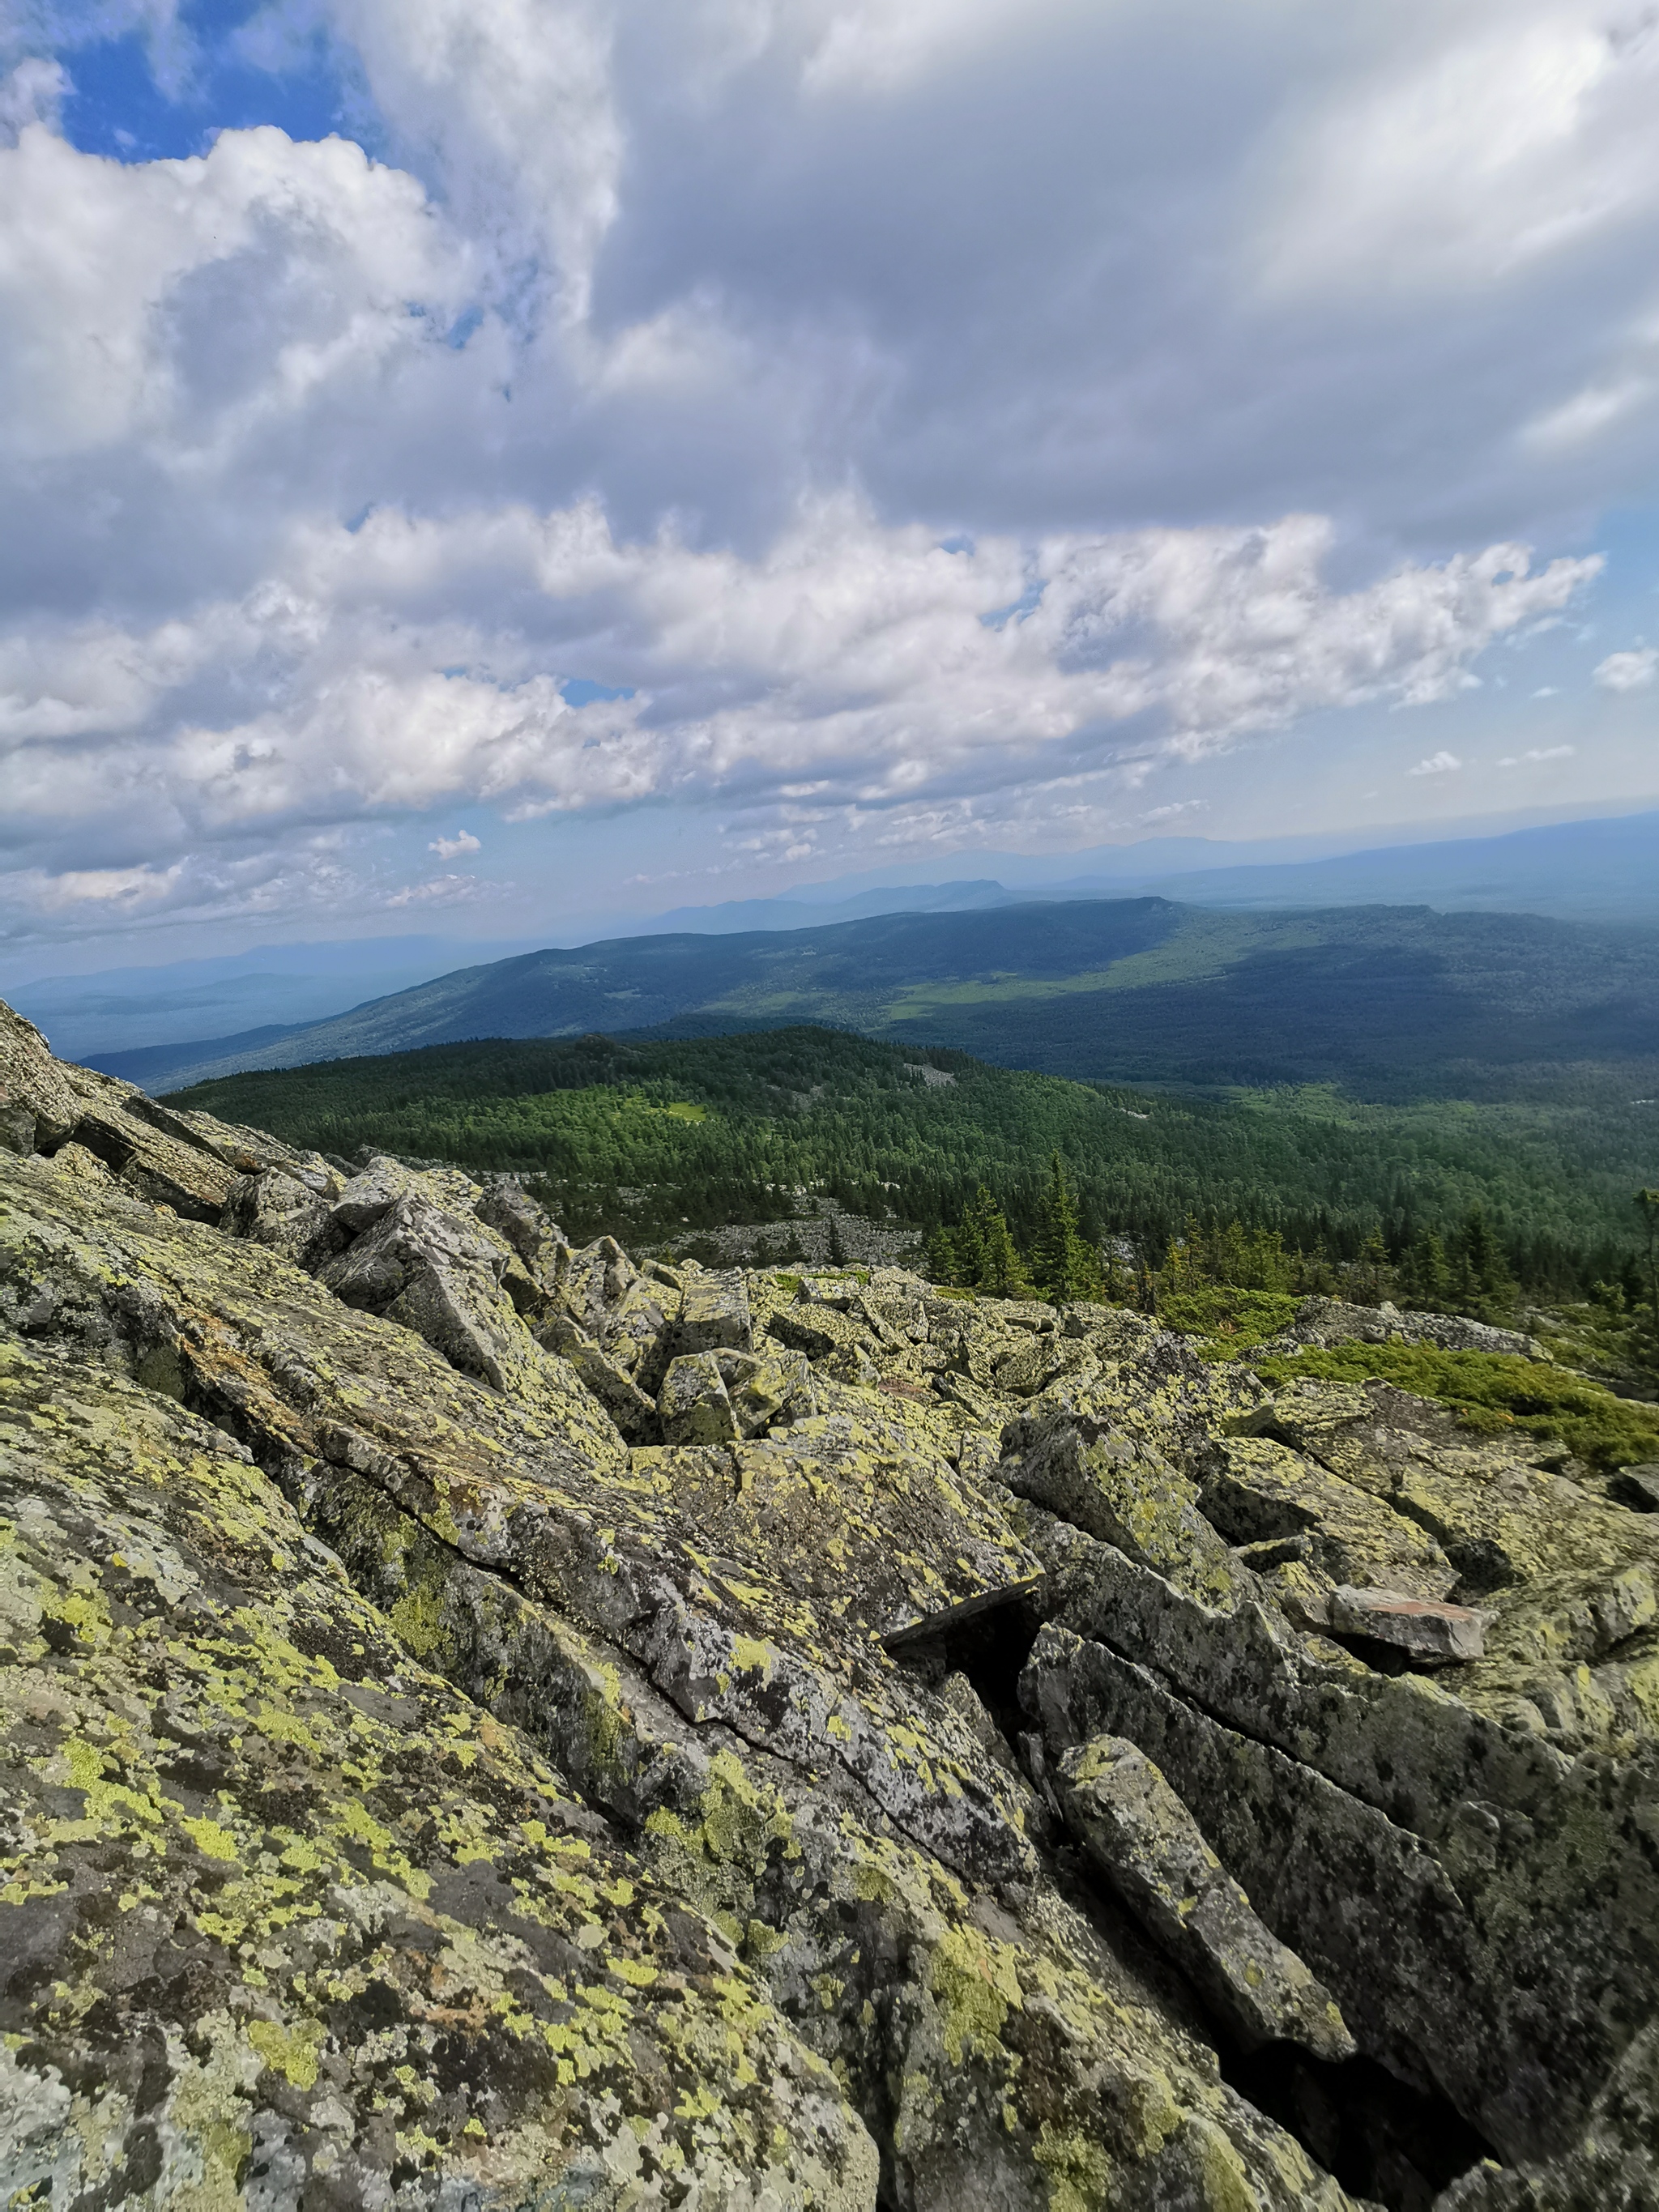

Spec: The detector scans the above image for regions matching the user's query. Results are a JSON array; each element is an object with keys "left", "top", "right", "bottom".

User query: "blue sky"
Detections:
[{"left": 2, "top": 0, "right": 1658, "bottom": 970}]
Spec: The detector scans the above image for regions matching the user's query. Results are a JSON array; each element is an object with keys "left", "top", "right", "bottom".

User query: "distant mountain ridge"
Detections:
[
  {"left": 126, "top": 893, "right": 1659, "bottom": 1104},
  {"left": 19, "top": 807, "right": 1659, "bottom": 1068}
]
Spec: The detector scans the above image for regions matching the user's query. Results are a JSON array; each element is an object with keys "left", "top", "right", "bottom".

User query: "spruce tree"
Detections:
[
  {"left": 1033, "top": 1153, "right": 1102, "bottom": 1303},
  {"left": 1399, "top": 1229, "right": 1452, "bottom": 1311},
  {"left": 968, "top": 1187, "right": 1034, "bottom": 1298}
]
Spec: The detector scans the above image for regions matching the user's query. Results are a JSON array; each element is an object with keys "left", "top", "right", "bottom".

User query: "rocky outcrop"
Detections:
[
  {"left": 1254, "top": 1298, "right": 1545, "bottom": 1362},
  {"left": 2, "top": 997, "right": 1657, "bottom": 2210}
]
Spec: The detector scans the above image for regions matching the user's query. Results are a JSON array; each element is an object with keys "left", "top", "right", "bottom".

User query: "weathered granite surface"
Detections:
[{"left": 2, "top": 998, "right": 1657, "bottom": 2210}]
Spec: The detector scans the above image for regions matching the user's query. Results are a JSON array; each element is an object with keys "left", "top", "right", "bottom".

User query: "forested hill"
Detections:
[
  {"left": 171, "top": 1025, "right": 1658, "bottom": 1294},
  {"left": 113, "top": 896, "right": 1659, "bottom": 1102}
]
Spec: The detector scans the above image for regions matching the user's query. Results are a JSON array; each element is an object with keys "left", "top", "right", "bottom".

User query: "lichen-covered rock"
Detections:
[
  {"left": 0, "top": 1333, "right": 881, "bottom": 2211},
  {"left": 9, "top": 1000, "right": 1659, "bottom": 2210},
  {"left": 1327, "top": 1585, "right": 1490, "bottom": 1663},
  {"left": 658, "top": 1349, "right": 740, "bottom": 1444},
  {"left": 220, "top": 1163, "right": 332, "bottom": 1263},
  {"left": 1255, "top": 1297, "right": 1544, "bottom": 1362},
  {"left": 1053, "top": 1734, "right": 1356, "bottom": 2063},
  {"left": 717, "top": 1347, "right": 817, "bottom": 1436},
  {"left": 476, "top": 1176, "right": 570, "bottom": 1290},
  {"left": 1000, "top": 1417, "right": 1245, "bottom": 1609},
  {"left": 0, "top": 999, "right": 78, "bottom": 1153},
  {"left": 1199, "top": 1434, "right": 1457, "bottom": 1601}
]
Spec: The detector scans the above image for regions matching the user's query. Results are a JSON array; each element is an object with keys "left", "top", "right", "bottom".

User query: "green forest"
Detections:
[{"left": 177, "top": 1023, "right": 1659, "bottom": 1302}]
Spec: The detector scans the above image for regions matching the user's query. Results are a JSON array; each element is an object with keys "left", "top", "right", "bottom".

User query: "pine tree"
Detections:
[
  {"left": 1638, "top": 1190, "right": 1659, "bottom": 1345},
  {"left": 923, "top": 1222, "right": 962, "bottom": 1285}
]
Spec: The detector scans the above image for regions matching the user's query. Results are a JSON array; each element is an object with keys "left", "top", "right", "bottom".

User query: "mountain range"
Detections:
[{"left": 107, "top": 893, "right": 1659, "bottom": 1105}]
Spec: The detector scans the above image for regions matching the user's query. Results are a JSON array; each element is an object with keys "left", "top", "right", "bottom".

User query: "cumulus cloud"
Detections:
[
  {"left": 428, "top": 829, "right": 480, "bottom": 857},
  {"left": 1497, "top": 744, "right": 1576, "bottom": 765},
  {"left": 0, "top": 0, "right": 1655, "bottom": 945},
  {"left": 0, "top": 497, "right": 1593, "bottom": 904},
  {"left": 1409, "top": 751, "right": 1462, "bottom": 776},
  {"left": 1594, "top": 646, "right": 1659, "bottom": 688}
]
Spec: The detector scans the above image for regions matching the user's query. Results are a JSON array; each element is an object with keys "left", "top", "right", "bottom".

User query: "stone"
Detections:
[
  {"left": 0, "top": 1146, "right": 1344, "bottom": 2210},
  {"left": 1611, "top": 1462, "right": 1659, "bottom": 1513},
  {"left": 220, "top": 1163, "right": 332, "bottom": 1264},
  {"left": 0, "top": 999, "right": 78, "bottom": 1153},
  {"left": 717, "top": 1345, "right": 818, "bottom": 1434},
  {"left": 564, "top": 1329, "right": 663, "bottom": 1441},
  {"left": 658, "top": 1349, "right": 741, "bottom": 1444},
  {"left": 1053, "top": 1733, "right": 1357, "bottom": 2063},
  {"left": 16, "top": 995, "right": 1659, "bottom": 2210},
  {"left": 673, "top": 1265, "right": 753, "bottom": 1355},
  {"left": 1328, "top": 1585, "right": 1491, "bottom": 1663},
  {"left": 318, "top": 1189, "right": 540, "bottom": 1392},
  {"left": 1199, "top": 1434, "right": 1458, "bottom": 1600},
  {"left": 0, "top": 1332, "right": 881, "bottom": 2212},
  {"left": 1254, "top": 1296, "right": 1544, "bottom": 1362},
  {"left": 998, "top": 1416, "right": 1246, "bottom": 1609},
  {"left": 475, "top": 1175, "right": 569, "bottom": 1289}
]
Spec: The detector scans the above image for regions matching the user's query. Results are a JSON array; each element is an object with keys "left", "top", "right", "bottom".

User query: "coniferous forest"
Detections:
[{"left": 175, "top": 1023, "right": 1659, "bottom": 1313}]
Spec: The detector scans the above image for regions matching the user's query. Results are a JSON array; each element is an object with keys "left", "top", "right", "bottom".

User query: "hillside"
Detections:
[
  {"left": 171, "top": 1025, "right": 1659, "bottom": 1298},
  {"left": 109, "top": 896, "right": 1659, "bottom": 1102}
]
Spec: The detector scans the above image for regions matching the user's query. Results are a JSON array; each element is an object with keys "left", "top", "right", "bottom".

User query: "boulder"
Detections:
[
  {"left": 999, "top": 1417, "right": 1245, "bottom": 1609},
  {"left": 11, "top": 999, "right": 1659, "bottom": 2210},
  {"left": 0, "top": 1331, "right": 880, "bottom": 2212},
  {"left": 220, "top": 1164, "right": 332, "bottom": 1264},
  {"left": 674, "top": 1264, "right": 753, "bottom": 1354},
  {"left": 1327, "top": 1585, "right": 1491, "bottom": 1664},
  {"left": 0, "top": 999, "right": 78, "bottom": 1153},
  {"left": 658, "top": 1349, "right": 741, "bottom": 1445},
  {"left": 475, "top": 1176, "right": 569, "bottom": 1289},
  {"left": 1199, "top": 1434, "right": 1458, "bottom": 1600},
  {"left": 1053, "top": 1733, "right": 1357, "bottom": 2063}
]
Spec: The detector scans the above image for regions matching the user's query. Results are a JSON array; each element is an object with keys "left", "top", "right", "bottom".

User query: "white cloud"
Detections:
[
  {"left": 2, "top": 2, "right": 1657, "bottom": 947},
  {"left": 1497, "top": 744, "right": 1576, "bottom": 764},
  {"left": 1594, "top": 646, "right": 1659, "bottom": 689},
  {"left": 1260, "top": 6, "right": 1659, "bottom": 296},
  {"left": 1409, "top": 750, "right": 1462, "bottom": 776},
  {"left": 0, "top": 491, "right": 1597, "bottom": 935}
]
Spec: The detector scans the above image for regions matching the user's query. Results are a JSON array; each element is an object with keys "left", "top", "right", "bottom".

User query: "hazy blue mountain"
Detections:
[
  {"left": 7, "top": 934, "right": 544, "bottom": 1061},
  {"left": 23, "top": 810, "right": 1659, "bottom": 1070},
  {"left": 116, "top": 895, "right": 1659, "bottom": 1104},
  {"left": 1078, "top": 808, "right": 1659, "bottom": 919}
]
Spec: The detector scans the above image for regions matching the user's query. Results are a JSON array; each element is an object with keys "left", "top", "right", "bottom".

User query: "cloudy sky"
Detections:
[{"left": 3, "top": 0, "right": 1659, "bottom": 965}]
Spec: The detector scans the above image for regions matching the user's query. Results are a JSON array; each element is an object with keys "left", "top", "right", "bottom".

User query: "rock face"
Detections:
[{"left": 2, "top": 999, "right": 1657, "bottom": 2210}]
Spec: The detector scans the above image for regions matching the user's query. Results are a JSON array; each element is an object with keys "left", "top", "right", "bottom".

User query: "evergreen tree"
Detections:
[
  {"left": 1398, "top": 1229, "right": 1453, "bottom": 1311},
  {"left": 972, "top": 1188, "right": 1034, "bottom": 1298},
  {"left": 1639, "top": 1190, "right": 1659, "bottom": 1343},
  {"left": 923, "top": 1222, "right": 962, "bottom": 1285},
  {"left": 1352, "top": 1226, "right": 1394, "bottom": 1306},
  {"left": 1449, "top": 1206, "right": 1516, "bottom": 1319},
  {"left": 1032, "top": 1153, "right": 1103, "bottom": 1303}
]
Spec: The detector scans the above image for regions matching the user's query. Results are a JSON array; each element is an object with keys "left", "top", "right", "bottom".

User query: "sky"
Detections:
[{"left": 3, "top": 0, "right": 1659, "bottom": 970}]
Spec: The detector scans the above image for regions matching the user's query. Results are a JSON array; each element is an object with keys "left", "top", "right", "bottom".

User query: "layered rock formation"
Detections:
[{"left": 2, "top": 999, "right": 1657, "bottom": 2210}]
